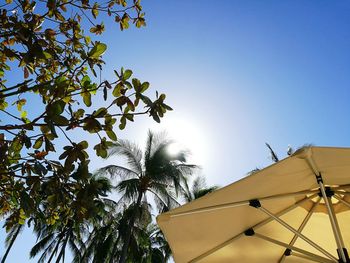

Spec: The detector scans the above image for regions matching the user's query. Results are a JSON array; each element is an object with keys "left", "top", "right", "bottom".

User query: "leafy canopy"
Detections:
[{"left": 0, "top": 0, "right": 172, "bottom": 233}]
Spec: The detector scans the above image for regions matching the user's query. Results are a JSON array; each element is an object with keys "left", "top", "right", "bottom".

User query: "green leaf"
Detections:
[
  {"left": 78, "top": 141, "right": 89, "bottom": 149},
  {"left": 116, "top": 96, "right": 127, "bottom": 107},
  {"left": 84, "top": 35, "right": 91, "bottom": 45},
  {"left": 123, "top": 69, "right": 132, "bottom": 80},
  {"left": 119, "top": 116, "right": 126, "bottom": 130},
  {"left": 88, "top": 42, "right": 107, "bottom": 58},
  {"left": 140, "top": 82, "right": 150, "bottom": 93},
  {"left": 52, "top": 115, "right": 69, "bottom": 125},
  {"left": 83, "top": 118, "right": 102, "bottom": 133},
  {"left": 48, "top": 100, "right": 65, "bottom": 116},
  {"left": 106, "top": 130, "right": 117, "bottom": 141},
  {"left": 92, "top": 3, "right": 99, "bottom": 18},
  {"left": 20, "top": 191, "right": 35, "bottom": 216},
  {"left": 94, "top": 143, "right": 107, "bottom": 158},
  {"left": 152, "top": 114, "right": 161, "bottom": 123},
  {"left": 83, "top": 91, "right": 92, "bottom": 107},
  {"left": 33, "top": 137, "right": 44, "bottom": 149},
  {"left": 93, "top": 107, "right": 107, "bottom": 118},
  {"left": 81, "top": 75, "right": 91, "bottom": 86},
  {"left": 124, "top": 114, "right": 134, "bottom": 121},
  {"left": 16, "top": 99, "right": 26, "bottom": 111},
  {"left": 139, "top": 94, "right": 153, "bottom": 106},
  {"left": 74, "top": 109, "right": 85, "bottom": 119},
  {"left": 20, "top": 111, "right": 27, "bottom": 119},
  {"left": 0, "top": 99, "right": 8, "bottom": 110},
  {"left": 43, "top": 51, "right": 52, "bottom": 59},
  {"left": 112, "top": 83, "right": 123, "bottom": 97},
  {"left": 120, "top": 13, "right": 130, "bottom": 31},
  {"left": 132, "top": 78, "right": 141, "bottom": 90},
  {"left": 24, "top": 135, "right": 31, "bottom": 149}
]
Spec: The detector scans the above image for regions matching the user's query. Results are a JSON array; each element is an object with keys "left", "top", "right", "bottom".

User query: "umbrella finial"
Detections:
[{"left": 292, "top": 145, "right": 312, "bottom": 159}]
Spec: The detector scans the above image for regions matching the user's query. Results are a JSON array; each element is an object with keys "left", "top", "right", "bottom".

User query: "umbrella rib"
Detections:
[
  {"left": 278, "top": 197, "right": 321, "bottom": 263},
  {"left": 292, "top": 252, "right": 334, "bottom": 263},
  {"left": 332, "top": 184, "right": 350, "bottom": 191},
  {"left": 334, "top": 190, "right": 350, "bottom": 196},
  {"left": 292, "top": 251, "right": 333, "bottom": 263},
  {"left": 188, "top": 194, "right": 318, "bottom": 263},
  {"left": 334, "top": 194, "right": 350, "bottom": 208},
  {"left": 254, "top": 233, "right": 336, "bottom": 263},
  {"left": 257, "top": 204, "right": 337, "bottom": 261},
  {"left": 169, "top": 189, "right": 318, "bottom": 218}
]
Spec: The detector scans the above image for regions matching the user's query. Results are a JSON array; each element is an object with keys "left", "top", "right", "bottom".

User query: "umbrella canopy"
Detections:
[{"left": 157, "top": 146, "right": 350, "bottom": 263}]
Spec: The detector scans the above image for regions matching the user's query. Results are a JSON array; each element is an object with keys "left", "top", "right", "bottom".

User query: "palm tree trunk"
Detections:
[
  {"left": 1, "top": 225, "right": 22, "bottom": 263},
  {"left": 118, "top": 191, "right": 143, "bottom": 263}
]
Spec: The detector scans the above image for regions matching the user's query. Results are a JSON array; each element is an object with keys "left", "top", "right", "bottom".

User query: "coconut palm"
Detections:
[
  {"left": 183, "top": 176, "right": 219, "bottom": 202},
  {"left": 30, "top": 219, "right": 87, "bottom": 263},
  {"left": 96, "top": 130, "right": 198, "bottom": 263},
  {"left": 29, "top": 175, "right": 112, "bottom": 263},
  {"left": 80, "top": 200, "right": 149, "bottom": 263}
]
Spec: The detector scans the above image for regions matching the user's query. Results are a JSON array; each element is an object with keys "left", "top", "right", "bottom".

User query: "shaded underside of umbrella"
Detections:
[{"left": 157, "top": 147, "right": 350, "bottom": 263}]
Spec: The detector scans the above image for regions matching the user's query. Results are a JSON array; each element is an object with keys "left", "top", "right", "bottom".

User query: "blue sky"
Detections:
[{"left": 2, "top": 0, "right": 350, "bottom": 261}]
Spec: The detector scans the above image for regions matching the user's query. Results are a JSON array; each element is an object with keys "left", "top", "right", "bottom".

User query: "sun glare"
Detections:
[
  {"left": 167, "top": 142, "right": 182, "bottom": 156},
  {"left": 152, "top": 117, "right": 209, "bottom": 165}
]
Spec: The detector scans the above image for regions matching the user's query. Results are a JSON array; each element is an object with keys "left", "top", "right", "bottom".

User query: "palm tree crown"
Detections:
[{"left": 96, "top": 130, "right": 198, "bottom": 263}]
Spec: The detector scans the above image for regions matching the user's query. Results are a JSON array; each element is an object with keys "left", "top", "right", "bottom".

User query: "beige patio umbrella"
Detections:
[{"left": 157, "top": 146, "right": 350, "bottom": 263}]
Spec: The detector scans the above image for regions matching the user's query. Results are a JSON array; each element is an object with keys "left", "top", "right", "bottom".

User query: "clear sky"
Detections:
[{"left": 2, "top": 0, "right": 350, "bottom": 262}]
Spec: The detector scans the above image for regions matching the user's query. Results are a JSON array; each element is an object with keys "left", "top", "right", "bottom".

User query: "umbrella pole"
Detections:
[{"left": 317, "top": 174, "right": 350, "bottom": 263}]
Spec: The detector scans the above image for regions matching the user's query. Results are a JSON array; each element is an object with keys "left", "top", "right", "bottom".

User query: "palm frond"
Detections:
[
  {"left": 69, "top": 237, "right": 83, "bottom": 263},
  {"left": 108, "top": 141, "right": 143, "bottom": 174},
  {"left": 265, "top": 142, "right": 279, "bottom": 163},
  {"left": 247, "top": 167, "right": 260, "bottom": 175},
  {"left": 2, "top": 224, "right": 24, "bottom": 262},
  {"left": 115, "top": 178, "right": 140, "bottom": 201},
  {"left": 35, "top": 235, "right": 58, "bottom": 263},
  {"left": 194, "top": 186, "right": 219, "bottom": 199},
  {"left": 96, "top": 165, "right": 139, "bottom": 180},
  {"left": 148, "top": 183, "right": 180, "bottom": 213},
  {"left": 30, "top": 232, "right": 55, "bottom": 258},
  {"left": 144, "top": 130, "right": 154, "bottom": 165}
]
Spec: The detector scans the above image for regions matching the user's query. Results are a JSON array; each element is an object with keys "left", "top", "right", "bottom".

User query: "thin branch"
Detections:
[
  {"left": 57, "top": 126, "right": 74, "bottom": 145},
  {"left": 0, "top": 79, "right": 33, "bottom": 93},
  {"left": 0, "top": 109, "right": 25, "bottom": 123}
]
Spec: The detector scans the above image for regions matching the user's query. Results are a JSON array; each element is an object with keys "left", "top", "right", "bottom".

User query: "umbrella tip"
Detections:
[
  {"left": 157, "top": 214, "right": 171, "bottom": 223},
  {"left": 292, "top": 146, "right": 312, "bottom": 159}
]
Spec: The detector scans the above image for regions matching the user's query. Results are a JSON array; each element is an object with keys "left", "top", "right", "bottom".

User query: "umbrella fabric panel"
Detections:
[
  {"left": 159, "top": 197, "right": 298, "bottom": 263},
  {"left": 196, "top": 206, "right": 340, "bottom": 262},
  {"left": 160, "top": 153, "right": 315, "bottom": 216},
  {"left": 199, "top": 236, "right": 312, "bottom": 263},
  {"left": 308, "top": 147, "right": 350, "bottom": 186},
  {"left": 157, "top": 147, "right": 350, "bottom": 262}
]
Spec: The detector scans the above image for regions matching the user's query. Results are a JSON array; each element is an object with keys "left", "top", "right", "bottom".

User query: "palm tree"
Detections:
[
  {"left": 30, "top": 220, "right": 86, "bottom": 263},
  {"left": 183, "top": 176, "right": 219, "bottom": 202},
  {"left": 96, "top": 130, "right": 198, "bottom": 263},
  {"left": 30, "top": 175, "right": 112, "bottom": 263}
]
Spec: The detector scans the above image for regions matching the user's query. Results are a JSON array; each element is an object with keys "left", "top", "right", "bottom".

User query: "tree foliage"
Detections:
[
  {"left": 0, "top": 0, "right": 172, "bottom": 248},
  {"left": 94, "top": 131, "right": 198, "bottom": 262}
]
